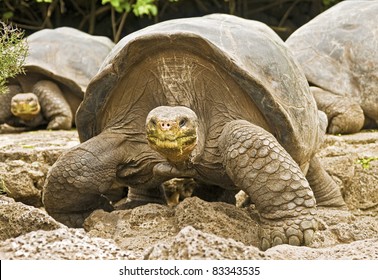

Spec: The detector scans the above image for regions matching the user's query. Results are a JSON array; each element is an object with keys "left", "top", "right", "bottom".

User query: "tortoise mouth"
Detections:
[
  {"left": 147, "top": 134, "right": 197, "bottom": 156},
  {"left": 146, "top": 106, "right": 198, "bottom": 162},
  {"left": 11, "top": 93, "right": 41, "bottom": 120}
]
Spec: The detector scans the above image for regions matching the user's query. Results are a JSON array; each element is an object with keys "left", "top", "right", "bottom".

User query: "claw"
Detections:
[
  {"left": 288, "top": 235, "right": 301, "bottom": 246},
  {"left": 261, "top": 237, "right": 271, "bottom": 251},
  {"left": 303, "top": 229, "right": 315, "bottom": 245},
  {"left": 273, "top": 236, "right": 283, "bottom": 247}
]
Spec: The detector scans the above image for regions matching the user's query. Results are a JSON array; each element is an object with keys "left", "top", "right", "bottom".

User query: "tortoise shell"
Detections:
[
  {"left": 286, "top": 1, "right": 378, "bottom": 120},
  {"left": 22, "top": 27, "right": 115, "bottom": 96},
  {"left": 77, "top": 14, "right": 322, "bottom": 168}
]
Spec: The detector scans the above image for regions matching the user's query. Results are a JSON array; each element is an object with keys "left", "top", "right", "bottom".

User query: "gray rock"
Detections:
[
  {"left": 144, "top": 226, "right": 269, "bottom": 260},
  {"left": 0, "top": 227, "right": 138, "bottom": 260},
  {"left": 84, "top": 203, "right": 177, "bottom": 255},
  {"left": 319, "top": 131, "right": 378, "bottom": 212},
  {"left": 0, "top": 195, "right": 62, "bottom": 241},
  {"left": 0, "top": 130, "right": 79, "bottom": 206},
  {"left": 84, "top": 197, "right": 260, "bottom": 255},
  {"left": 266, "top": 239, "right": 378, "bottom": 260},
  {"left": 175, "top": 197, "right": 259, "bottom": 247},
  {"left": 145, "top": 226, "right": 378, "bottom": 260}
]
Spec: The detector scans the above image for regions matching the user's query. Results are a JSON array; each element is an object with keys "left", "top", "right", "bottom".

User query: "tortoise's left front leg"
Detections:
[
  {"left": 33, "top": 80, "right": 73, "bottom": 130},
  {"left": 0, "top": 84, "right": 21, "bottom": 124},
  {"left": 219, "top": 120, "right": 317, "bottom": 250}
]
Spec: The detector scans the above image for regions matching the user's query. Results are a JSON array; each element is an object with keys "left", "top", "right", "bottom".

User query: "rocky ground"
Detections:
[{"left": 0, "top": 129, "right": 377, "bottom": 260}]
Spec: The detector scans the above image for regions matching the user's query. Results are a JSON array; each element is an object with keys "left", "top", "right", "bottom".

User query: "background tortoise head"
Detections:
[{"left": 10, "top": 93, "right": 40, "bottom": 121}]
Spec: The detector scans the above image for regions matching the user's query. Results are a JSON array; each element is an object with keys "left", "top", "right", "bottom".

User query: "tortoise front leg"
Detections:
[
  {"left": 0, "top": 84, "right": 21, "bottom": 123},
  {"left": 219, "top": 120, "right": 317, "bottom": 250},
  {"left": 33, "top": 80, "right": 73, "bottom": 130},
  {"left": 310, "top": 86, "right": 364, "bottom": 134},
  {"left": 43, "top": 132, "right": 126, "bottom": 227}
]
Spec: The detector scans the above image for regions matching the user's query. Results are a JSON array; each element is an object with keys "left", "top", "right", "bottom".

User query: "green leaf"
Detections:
[
  {"left": 102, "top": 0, "right": 132, "bottom": 13},
  {"left": 355, "top": 157, "right": 378, "bottom": 169},
  {"left": 133, "top": 0, "right": 158, "bottom": 17},
  {"left": 2, "top": 11, "right": 14, "bottom": 20},
  {"left": 0, "top": 23, "right": 28, "bottom": 94}
]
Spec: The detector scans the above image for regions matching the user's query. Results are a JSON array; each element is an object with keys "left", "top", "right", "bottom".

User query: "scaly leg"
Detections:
[
  {"left": 219, "top": 120, "right": 317, "bottom": 250},
  {"left": 311, "top": 86, "right": 364, "bottom": 134},
  {"left": 43, "top": 132, "right": 126, "bottom": 227},
  {"left": 0, "top": 84, "right": 21, "bottom": 123},
  {"left": 306, "top": 156, "right": 346, "bottom": 207},
  {"left": 33, "top": 80, "right": 72, "bottom": 130}
]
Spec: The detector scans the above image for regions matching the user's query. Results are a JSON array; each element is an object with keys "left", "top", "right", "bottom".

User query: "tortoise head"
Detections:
[
  {"left": 146, "top": 106, "right": 198, "bottom": 163},
  {"left": 10, "top": 93, "right": 41, "bottom": 121}
]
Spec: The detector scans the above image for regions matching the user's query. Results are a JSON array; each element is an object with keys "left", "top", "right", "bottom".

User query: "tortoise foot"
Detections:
[
  {"left": 328, "top": 106, "right": 364, "bottom": 134},
  {"left": 259, "top": 215, "right": 317, "bottom": 251},
  {"left": 48, "top": 212, "right": 92, "bottom": 228},
  {"left": 113, "top": 198, "right": 165, "bottom": 210},
  {"left": 47, "top": 115, "right": 72, "bottom": 130}
]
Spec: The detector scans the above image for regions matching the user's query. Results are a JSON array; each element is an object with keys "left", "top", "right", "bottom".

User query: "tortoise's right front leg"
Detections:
[
  {"left": 33, "top": 80, "right": 73, "bottom": 130},
  {"left": 43, "top": 133, "right": 126, "bottom": 227},
  {"left": 310, "top": 86, "right": 364, "bottom": 134},
  {"left": 0, "top": 84, "right": 21, "bottom": 124},
  {"left": 219, "top": 120, "right": 317, "bottom": 250}
]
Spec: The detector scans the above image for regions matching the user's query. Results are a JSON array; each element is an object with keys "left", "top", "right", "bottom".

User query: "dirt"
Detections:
[{"left": 0, "top": 129, "right": 377, "bottom": 259}]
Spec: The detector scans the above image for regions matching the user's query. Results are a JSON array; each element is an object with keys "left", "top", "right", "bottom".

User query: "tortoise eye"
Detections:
[{"left": 179, "top": 118, "right": 187, "bottom": 128}]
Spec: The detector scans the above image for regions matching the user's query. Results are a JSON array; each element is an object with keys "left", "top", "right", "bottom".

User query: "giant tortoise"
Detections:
[
  {"left": 286, "top": 1, "right": 378, "bottom": 134},
  {"left": 43, "top": 14, "right": 345, "bottom": 250},
  {"left": 0, "top": 27, "right": 114, "bottom": 132}
]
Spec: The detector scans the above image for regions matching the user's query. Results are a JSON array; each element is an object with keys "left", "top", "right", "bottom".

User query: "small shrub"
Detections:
[{"left": 0, "top": 21, "right": 28, "bottom": 94}]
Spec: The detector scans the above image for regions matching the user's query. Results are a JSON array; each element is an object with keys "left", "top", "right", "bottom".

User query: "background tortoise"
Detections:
[
  {"left": 43, "top": 14, "right": 345, "bottom": 250},
  {"left": 0, "top": 27, "right": 114, "bottom": 132},
  {"left": 286, "top": 1, "right": 378, "bottom": 134}
]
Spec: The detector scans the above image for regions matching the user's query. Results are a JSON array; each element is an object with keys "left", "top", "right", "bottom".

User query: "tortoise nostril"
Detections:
[{"left": 160, "top": 121, "right": 174, "bottom": 130}]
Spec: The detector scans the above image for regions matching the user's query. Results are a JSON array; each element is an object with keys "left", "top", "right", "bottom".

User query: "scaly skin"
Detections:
[
  {"left": 310, "top": 86, "right": 365, "bottom": 134},
  {"left": 306, "top": 156, "right": 346, "bottom": 207},
  {"left": 0, "top": 84, "right": 22, "bottom": 124},
  {"left": 219, "top": 120, "right": 318, "bottom": 250},
  {"left": 43, "top": 132, "right": 127, "bottom": 227},
  {"left": 33, "top": 80, "right": 73, "bottom": 130},
  {"left": 43, "top": 130, "right": 165, "bottom": 227}
]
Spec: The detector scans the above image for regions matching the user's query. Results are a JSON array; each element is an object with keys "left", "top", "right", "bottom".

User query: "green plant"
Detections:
[
  {"left": 102, "top": 0, "right": 178, "bottom": 42},
  {"left": 356, "top": 157, "right": 378, "bottom": 170},
  {"left": 322, "top": 0, "right": 342, "bottom": 9},
  {"left": 0, "top": 21, "right": 28, "bottom": 94}
]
